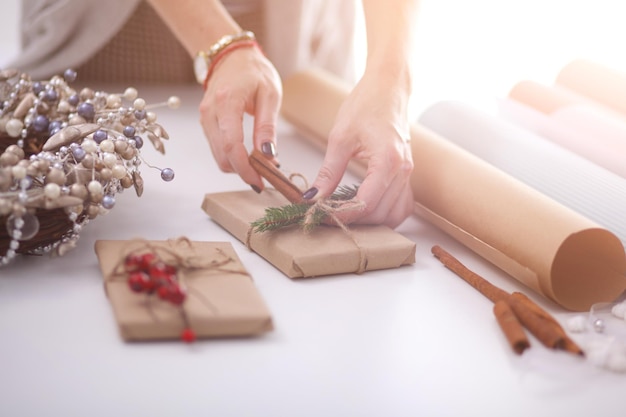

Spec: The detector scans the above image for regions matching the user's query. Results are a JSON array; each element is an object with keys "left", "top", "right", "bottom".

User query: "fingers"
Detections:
[
  {"left": 252, "top": 80, "right": 282, "bottom": 170},
  {"left": 199, "top": 50, "right": 282, "bottom": 191},
  {"left": 302, "top": 135, "right": 353, "bottom": 201},
  {"left": 201, "top": 87, "right": 262, "bottom": 188},
  {"left": 354, "top": 178, "right": 414, "bottom": 228},
  {"left": 310, "top": 134, "right": 413, "bottom": 228},
  {"left": 338, "top": 149, "right": 414, "bottom": 228}
]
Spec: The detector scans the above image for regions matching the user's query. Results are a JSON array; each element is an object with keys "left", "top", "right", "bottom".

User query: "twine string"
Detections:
[
  {"left": 305, "top": 198, "right": 368, "bottom": 274},
  {"left": 109, "top": 237, "right": 247, "bottom": 277}
]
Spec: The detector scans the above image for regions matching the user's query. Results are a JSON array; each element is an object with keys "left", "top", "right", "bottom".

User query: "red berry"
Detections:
[
  {"left": 168, "top": 287, "right": 187, "bottom": 305},
  {"left": 149, "top": 262, "right": 166, "bottom": 276},
  {"left": 143, "top": 279, "right": 156, "bottom": 294},
  {"left": 163, "top": 264, "right": 177, "bottom": 275},
  {"left": 157, "top": 285, "right": 171, "bottom": 300},
  {"left": 149, "top": 263, "right": 177, "bottom": 287},
  {"left": 127, "top": 271, "right": 150, "bottom": 293},
  {"left": 181, "top": 328, "right": 196, "bottom": 343},
  {"left": 138, "top": 253, "right": 156, "bottom": 270},
  {"left": 123, "top": 254, "right": 142, "bottom": 272}
]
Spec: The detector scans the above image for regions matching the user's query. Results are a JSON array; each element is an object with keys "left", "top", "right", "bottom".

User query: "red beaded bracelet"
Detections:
[{"left": 202, "top": 39, "right": 262, "bottom": 90}]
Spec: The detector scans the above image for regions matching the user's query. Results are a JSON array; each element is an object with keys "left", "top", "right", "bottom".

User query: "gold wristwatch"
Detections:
[{"left": 193, "top": 31, "right": 256, "bottom": 84}]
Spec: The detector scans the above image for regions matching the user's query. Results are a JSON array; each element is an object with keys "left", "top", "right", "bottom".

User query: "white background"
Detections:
[{"left": 3, "top": 0, "right": 626, "bottom": 116}]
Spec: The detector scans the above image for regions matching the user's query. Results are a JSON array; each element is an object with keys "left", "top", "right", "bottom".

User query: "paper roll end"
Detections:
[{"left": 550, "top": 228, "right": 626, "bottom": 311}]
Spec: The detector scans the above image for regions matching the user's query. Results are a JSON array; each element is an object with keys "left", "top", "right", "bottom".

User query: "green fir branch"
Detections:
[
  {"left": 250, "top": 184, "right": 360, "bottom": 233},
  {"left": 250, "top": 203, "right": 309, "bottom": 233}
]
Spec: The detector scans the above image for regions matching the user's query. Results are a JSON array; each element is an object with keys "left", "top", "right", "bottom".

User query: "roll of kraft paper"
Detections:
[
  {"left": 556, "top": 59, "right": 626, "bottom": 116},
  {"left": 281, "top": 68, "right": 626, "bottom": 311},
  {"left": 499, "top": 97, "right": 626, "bottom": 178},
  {"left": 420, "top": 100, "right": 626, "bottom": 246}
]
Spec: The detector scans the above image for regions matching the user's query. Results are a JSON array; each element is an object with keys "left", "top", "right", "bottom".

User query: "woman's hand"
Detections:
[
  {"left": 303, "top": 71, "right": 415, "bottom": 228},
  {"left": 199, "top": 45, "right": 282, "bottom": 192}
]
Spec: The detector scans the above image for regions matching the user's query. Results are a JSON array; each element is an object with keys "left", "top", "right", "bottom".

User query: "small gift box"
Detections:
[
  {"left": 202, "top": 189, "right": 416, "bottom": 278},
  {"left": 95, "top": 238, "right": 273, "bottom": 342}
]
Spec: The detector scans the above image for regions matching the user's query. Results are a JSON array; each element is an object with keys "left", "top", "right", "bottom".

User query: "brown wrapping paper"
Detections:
[
  {"left": 281, "top": 68, "right": 626, "bottom": 311},
  {"left": 556, "top": 59, "right": 626, "bottom": 116},
  {"left": 202, "top": 189, "right": 416, "bottom": 278},
  {"left": 95, "top": 239, "right": 273, "bottom": 341}
]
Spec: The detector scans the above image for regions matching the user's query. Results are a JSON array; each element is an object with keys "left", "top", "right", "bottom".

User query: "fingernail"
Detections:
[
  {"left": 251, "top": 184, "right": 262, "bottom": 194},
  {"left": 261, "top": 142, "right": 276, "bottom": 157},
  {"left": 302, "top": 187, "right": 318, "bottom": 200}
]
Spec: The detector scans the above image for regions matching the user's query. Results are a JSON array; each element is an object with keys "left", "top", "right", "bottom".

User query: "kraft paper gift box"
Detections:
[
  {"left": 95, "top": 239, "right": 273, "bottom": 341},
  {"left": 202, "top": 188, "right": 416, "bottom": 278}
]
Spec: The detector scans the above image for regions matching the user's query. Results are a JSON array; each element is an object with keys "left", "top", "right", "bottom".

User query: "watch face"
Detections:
[{"left": 194, "top": 54, "right": 208, "bottom": 84}]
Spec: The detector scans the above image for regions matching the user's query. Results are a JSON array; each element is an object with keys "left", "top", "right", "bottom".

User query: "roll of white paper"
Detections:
[{"left": 499, "top": 98, "right": 626, "bottom": 178}]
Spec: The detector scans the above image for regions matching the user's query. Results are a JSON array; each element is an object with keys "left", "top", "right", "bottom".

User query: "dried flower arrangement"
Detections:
[{"left": 0, "top": 68, "right": 178, "bottom": 266}]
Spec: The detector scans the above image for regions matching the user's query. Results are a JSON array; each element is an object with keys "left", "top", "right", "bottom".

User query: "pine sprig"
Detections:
[
  {"left": 250, "top": 203, "right": 311, "bottom": 233},
  {"left": 250, "top": 184, "right": 360, "bottom": 233}
]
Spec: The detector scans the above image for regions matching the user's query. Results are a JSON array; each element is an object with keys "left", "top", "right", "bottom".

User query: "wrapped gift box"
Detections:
[
  {"left": 202, "top": 188, "right": 416, "bottom": 278},
  {"left": 95, "top": 239, "right": 273, "bottom": 341}
]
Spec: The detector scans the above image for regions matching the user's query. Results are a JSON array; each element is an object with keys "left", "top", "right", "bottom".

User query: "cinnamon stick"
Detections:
[
  {"left": 493, "top": 300, "right": 531, "bottom": 354},
  {"left": 511, "top": 292, "right": 584, "bottom": 356},
  {"left": 249, "top": 149, "right": 304, "bottom": 204},
  {"left": 506, "top": 296, "right": 565, "bottom": 349},
  {"left": 431, "top": 245, "right": 569, "bottom": 351},
  {"left": 431, "top": 245, "right": 509, "bottom": 303}
]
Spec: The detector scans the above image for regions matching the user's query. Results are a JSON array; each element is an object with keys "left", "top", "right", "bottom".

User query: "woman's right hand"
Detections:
[{"left": 199, "top": 44, "right": 283, "bottom": 192}]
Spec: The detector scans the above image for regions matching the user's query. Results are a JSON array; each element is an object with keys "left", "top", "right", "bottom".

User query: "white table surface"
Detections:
[{"left": 0, "top": 84, "right": 624, "bottom": 417}]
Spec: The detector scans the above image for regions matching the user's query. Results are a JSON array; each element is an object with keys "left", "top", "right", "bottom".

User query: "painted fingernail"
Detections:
[
  {"left": 251, "top": 184, "right": 262, "bottom": 194},
  {"left": 261, "top": 142, "right": 276, "bottom": 157},
  {"left": 302, "top": 187, "right": 318, "bottom": 200}
]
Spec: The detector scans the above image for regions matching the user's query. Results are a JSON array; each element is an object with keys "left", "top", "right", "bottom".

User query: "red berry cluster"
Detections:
[
  {"left": 124, "top": 252, "right": 196, "bottom": 343},
  {"left": 124, "top": 253, "right": 186, "bottom": 304}
]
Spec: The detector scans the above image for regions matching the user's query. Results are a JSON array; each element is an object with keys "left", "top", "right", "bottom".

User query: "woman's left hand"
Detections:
[{"left": 303, "top": 71, "right": 414, "bottom": 228}]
